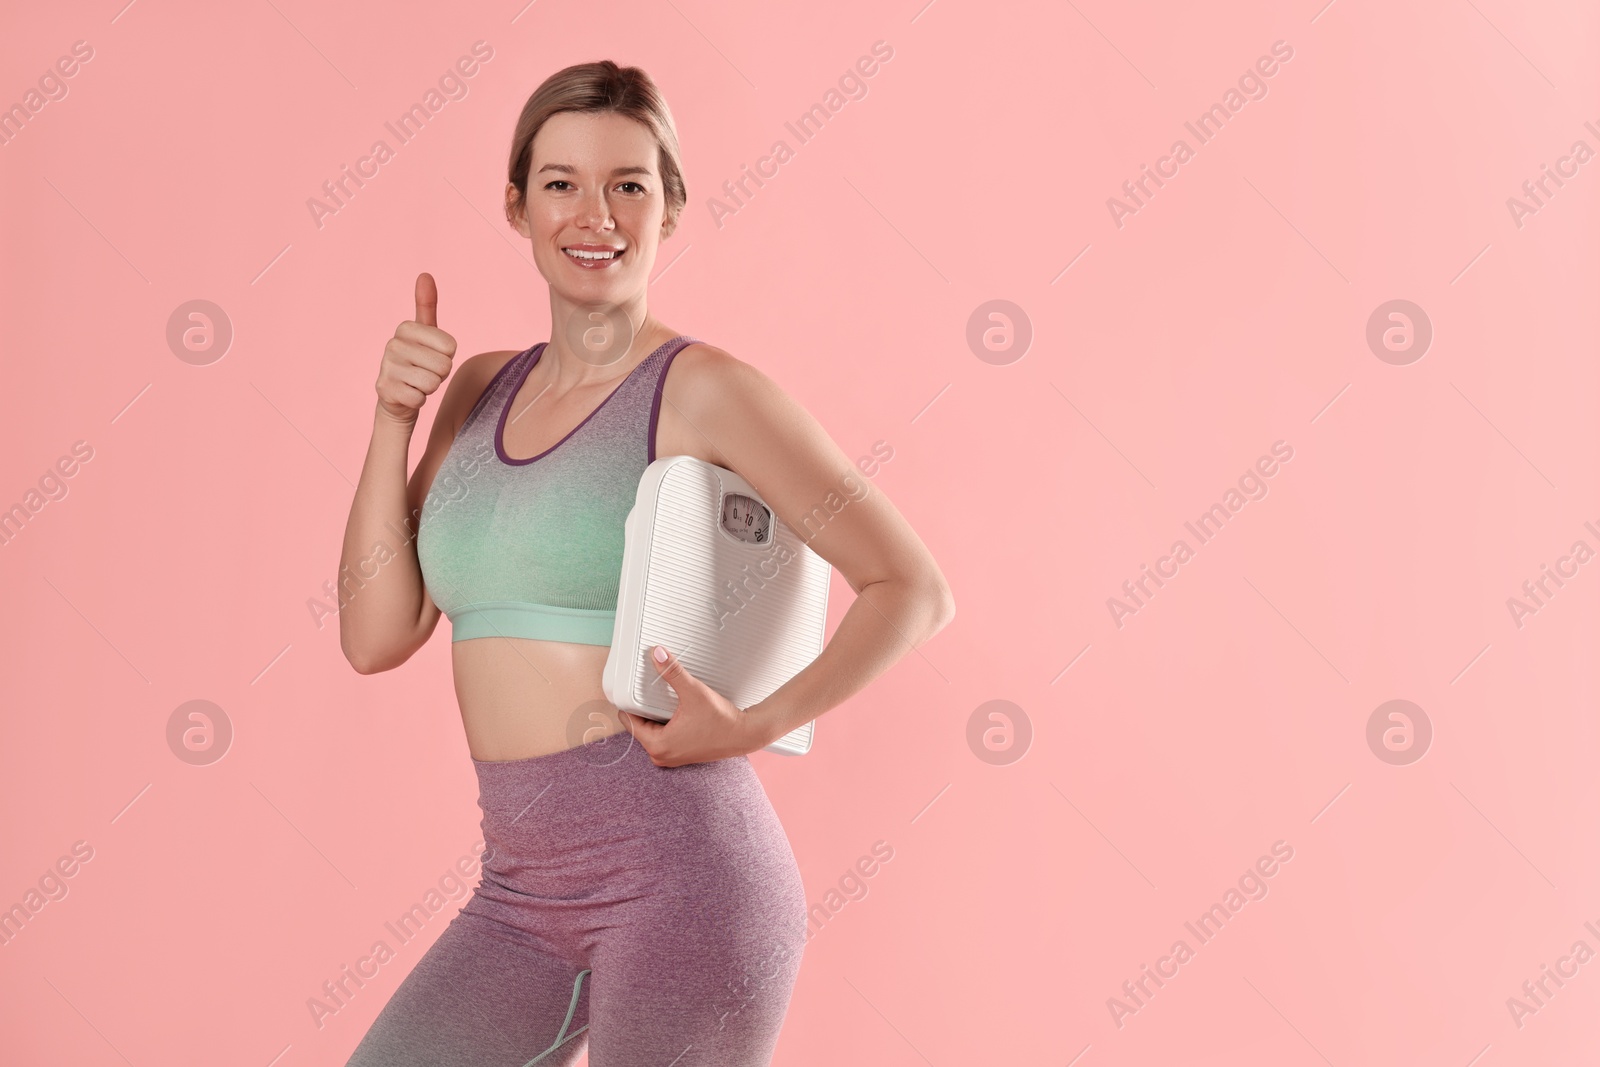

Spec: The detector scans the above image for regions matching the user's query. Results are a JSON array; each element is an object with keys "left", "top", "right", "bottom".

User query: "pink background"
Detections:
[{"left": 3, "top": 0, "right": 1597, "bottom": 1063}]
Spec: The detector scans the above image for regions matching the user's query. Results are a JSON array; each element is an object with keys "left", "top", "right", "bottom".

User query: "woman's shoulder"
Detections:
[
  {"left": 662, "top": 339, "right": 803, "bottom": 445},
  {"left": 455, "top": 347, "right": 525, "bottom": 399},
  {"left": 462, "top": 346, "right": 527, "bottom": 383},
  {"left": 438, "top": 348, "right": 524, "bottom": 437},
  {"left": 667, "top": 339, "right": 777, "bottom": 396}
]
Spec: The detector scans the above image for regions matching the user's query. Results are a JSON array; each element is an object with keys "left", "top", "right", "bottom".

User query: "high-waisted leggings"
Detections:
[{"left": 344, "top": 729, "right": 809, "bottom": 1067}]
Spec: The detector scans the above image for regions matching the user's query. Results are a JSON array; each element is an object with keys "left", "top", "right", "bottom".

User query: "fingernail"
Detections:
[{"left": 652, "top": 645, "right": 668, "bottom": 663}]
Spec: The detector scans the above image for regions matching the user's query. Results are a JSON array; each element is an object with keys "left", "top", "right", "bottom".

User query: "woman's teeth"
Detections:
[{"left": 565, "top": 248, "right": 621, "bottom": 260}]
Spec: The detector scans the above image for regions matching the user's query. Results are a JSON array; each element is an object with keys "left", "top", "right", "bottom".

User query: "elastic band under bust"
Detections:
[{"left": 448, "top": 602, "right": 616, "bottom": 645}]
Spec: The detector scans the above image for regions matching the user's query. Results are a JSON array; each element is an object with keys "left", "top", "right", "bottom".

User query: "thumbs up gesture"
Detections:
[{"left": 376, "top": 272, "right": 458, "bottom": 425}]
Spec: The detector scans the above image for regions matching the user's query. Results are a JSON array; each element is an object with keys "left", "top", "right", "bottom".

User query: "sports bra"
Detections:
[{"left": 416, "top": 335, "right": 701, "bottom": 645}]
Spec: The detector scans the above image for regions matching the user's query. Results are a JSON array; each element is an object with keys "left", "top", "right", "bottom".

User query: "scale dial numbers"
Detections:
[{"left": 721, "top": 492, "right": 773, "bottom": 545}]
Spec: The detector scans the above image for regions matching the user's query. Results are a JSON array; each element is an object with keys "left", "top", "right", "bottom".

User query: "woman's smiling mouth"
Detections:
[{"left": 562, "top": 245, "right": 625, "bottom": 268}]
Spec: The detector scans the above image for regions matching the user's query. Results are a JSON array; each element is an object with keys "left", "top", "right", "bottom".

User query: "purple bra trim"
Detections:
[
  {"left": 494, "top": 336, "right": 698, "bottom": 466},
  {"left": 648, "top": 340, "right": 695, "bottom": 464},
  {"left": 460, "top": 344, "right": 535, "bottom": 436}
]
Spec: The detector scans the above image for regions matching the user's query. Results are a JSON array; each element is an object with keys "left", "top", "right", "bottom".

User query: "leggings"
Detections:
[{"left": 344, "top": 729, "right": 809, "bottom": 1067}]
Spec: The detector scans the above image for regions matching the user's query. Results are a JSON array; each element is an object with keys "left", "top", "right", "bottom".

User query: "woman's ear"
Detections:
[{"left": 505, "top": 183, "right": 530, "bottom": 237}]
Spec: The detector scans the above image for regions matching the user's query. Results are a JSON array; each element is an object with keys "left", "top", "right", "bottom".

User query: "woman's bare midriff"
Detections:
[
  {"left": 452, "top": 637, "right": 622, "bottom": 761},
  {"left": 449, "top": 335, "right": 721, "bottom": 762}
]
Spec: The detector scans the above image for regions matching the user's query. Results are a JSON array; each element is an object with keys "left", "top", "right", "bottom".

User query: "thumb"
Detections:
[
  {"left": 651, "top": 645, "right": 690, "bottom": 689},
  {"left": 415, "top": 272, "right": 438, "bottom": 327}
]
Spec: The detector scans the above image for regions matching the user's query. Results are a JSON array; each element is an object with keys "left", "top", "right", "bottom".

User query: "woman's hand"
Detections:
[
  {"left": 619, "top": 645, "right": 769, "bottom": 766},
  {"left": 375, "top": 273, "right": 457, "bottom": 426}
]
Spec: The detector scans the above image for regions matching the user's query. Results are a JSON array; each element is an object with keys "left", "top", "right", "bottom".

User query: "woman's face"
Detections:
[{"left": 509, "top": 110, "right": 671, "bottom": 305}]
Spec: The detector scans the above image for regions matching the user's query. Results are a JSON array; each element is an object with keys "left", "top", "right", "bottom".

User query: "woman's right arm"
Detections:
[{"left": 337, "top": 272, "right": 485, "bottom": 674}]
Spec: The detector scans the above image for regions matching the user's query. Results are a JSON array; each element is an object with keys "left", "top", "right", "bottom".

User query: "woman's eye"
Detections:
[{"left": 544, "top": 180, "right": 647, "bottom": 193}]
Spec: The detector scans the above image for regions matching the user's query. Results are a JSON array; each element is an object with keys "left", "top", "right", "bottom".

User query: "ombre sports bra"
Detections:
[{"left": 416, "top": 335, "right": 701, "bottom": 645}]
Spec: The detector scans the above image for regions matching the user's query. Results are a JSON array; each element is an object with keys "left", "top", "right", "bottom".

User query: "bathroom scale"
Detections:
[{"left": 602, "top": 455, "right": 831, "bottom": 756}]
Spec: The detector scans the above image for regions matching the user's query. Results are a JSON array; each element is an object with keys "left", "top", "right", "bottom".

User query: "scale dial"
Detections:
[{"left": 721, "top": 492, "right": 772, "bottom": 545}]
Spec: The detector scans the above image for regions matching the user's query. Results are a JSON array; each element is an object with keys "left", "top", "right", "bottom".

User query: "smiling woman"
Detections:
[
  {"left": 503, "top": 110, "right": 685, "bottom": 297},
  {"left": 337, "top": 58, "right": 953, "bottom": 1067}
]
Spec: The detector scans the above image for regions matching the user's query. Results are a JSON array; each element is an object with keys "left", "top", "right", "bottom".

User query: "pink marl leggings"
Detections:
[{"left": 344, "top": 730, "right": 808, "bottom": 1066}]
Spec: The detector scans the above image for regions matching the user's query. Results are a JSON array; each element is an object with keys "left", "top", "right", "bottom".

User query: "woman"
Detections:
[{"left": 338, "top": 59, "right": 954, "bottom": 1066}]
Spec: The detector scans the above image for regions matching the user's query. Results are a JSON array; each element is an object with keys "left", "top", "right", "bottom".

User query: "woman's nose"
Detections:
[{"left": 575, "top": 192, "right": 613, "bottom": 229}]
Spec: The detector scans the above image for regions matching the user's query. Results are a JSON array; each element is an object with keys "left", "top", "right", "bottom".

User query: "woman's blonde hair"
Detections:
[{"left": 506, "top": 60, "right": 687, "bottom": 238}]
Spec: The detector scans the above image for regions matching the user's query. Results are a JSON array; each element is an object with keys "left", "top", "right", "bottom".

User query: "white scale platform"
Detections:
[{"left": 603, "top": 455, "right": 831, "bottom": 756}]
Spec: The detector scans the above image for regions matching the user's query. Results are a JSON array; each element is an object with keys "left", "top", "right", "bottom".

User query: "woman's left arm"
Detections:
[{"left": 625, "top": 345, "right": 956, "bottom": 761}]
